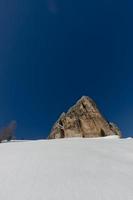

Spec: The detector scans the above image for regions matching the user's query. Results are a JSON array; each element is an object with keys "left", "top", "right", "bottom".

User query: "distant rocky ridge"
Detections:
[{"left": 48, "top": 96, "right": 122, "bottom": 139}]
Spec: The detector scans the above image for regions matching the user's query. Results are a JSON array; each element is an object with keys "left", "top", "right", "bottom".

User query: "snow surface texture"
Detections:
[{"left": 0, "top": 136, "right": 133, "bottom": 200}]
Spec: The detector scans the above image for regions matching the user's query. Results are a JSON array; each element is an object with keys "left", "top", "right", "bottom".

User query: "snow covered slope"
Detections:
[{"left": 0, "top": 136, "right": 133, "bottom": 200}]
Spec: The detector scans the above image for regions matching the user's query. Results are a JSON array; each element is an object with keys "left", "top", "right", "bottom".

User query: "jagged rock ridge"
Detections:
[{"left": 48, "top": 96, "right": 122, "bottom": 139}]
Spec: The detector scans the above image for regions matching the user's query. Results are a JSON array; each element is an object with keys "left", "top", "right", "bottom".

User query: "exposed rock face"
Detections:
[
  {"left": 0, "top": 121, "right": 17, "bottom": 143},
  {"left": 48, "top": 96, "right": 122, "bottom": 139}
]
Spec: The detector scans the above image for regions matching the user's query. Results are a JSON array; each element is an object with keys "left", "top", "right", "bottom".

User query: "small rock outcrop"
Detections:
[
  {"left": 0, "top": 121, "right": 17, "bottom": 143},
  {"left": 48, "top": 96, "right": 122, "bottom": 139}
]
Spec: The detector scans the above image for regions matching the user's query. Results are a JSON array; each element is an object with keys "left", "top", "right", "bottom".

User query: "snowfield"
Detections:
[{"left": 0, "top": 136, "right": 133, "bottom": 200}]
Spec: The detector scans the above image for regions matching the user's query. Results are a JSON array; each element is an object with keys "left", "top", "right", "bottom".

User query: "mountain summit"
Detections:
[{"left": 48, "top": 96, "right": 122, "bottom": 139}]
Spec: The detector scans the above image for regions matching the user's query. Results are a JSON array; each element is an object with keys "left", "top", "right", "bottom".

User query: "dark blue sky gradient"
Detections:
[{"left": 0, "top": 0, "right": 129, "bottom": 139}]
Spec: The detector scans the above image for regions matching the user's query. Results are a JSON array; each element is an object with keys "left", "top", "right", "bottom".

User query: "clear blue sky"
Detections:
[{"left": 0, "top": 0, "right": 129, "bottom": 139}]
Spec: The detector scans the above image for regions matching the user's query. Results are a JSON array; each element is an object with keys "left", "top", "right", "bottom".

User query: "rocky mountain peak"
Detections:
[{"left": 48, "top": 96, "right": 122, "bottom": 139}]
